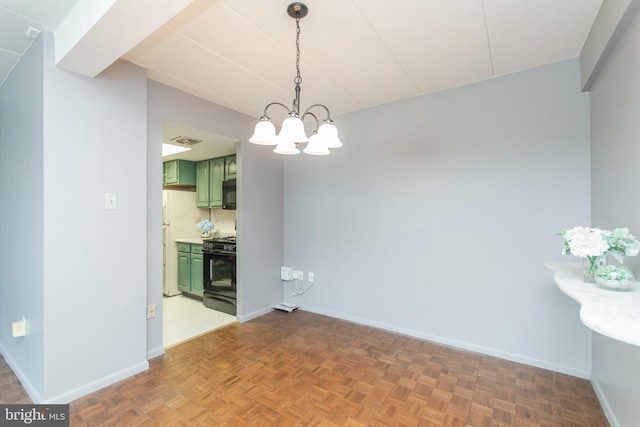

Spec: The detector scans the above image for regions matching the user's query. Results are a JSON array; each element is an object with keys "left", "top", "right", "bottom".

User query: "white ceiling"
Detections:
[
  {"left": 0, "top": 0, "right": 78, "bottom": 85},
  {"left": 1, "top": 0, "right": 603, "bottom": 128}
]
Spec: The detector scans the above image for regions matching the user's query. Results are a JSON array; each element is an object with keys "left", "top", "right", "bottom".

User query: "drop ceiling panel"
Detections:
[
  {"left": 0, "top": 0, "right": 78, "bottom": 28},
  {"left": 223, "top": 0, "right": 421, "bottom": 110},
  {"left": 125, "top": 28, "right": 306, "bottom": 118},
  {"left": 0, "top": 8, "right": 42, "bottom": 53},
  {"left": 0, "top": 49, "right": 19, "bottom": 76},
  {"left": 354, "top": 0, "right": 494, "bottom": 94},
  {"left": 128, "top": 0, "right": 363, "bottom": 117},
  {"left": 147, "top": 70, "right": 258, "bottom": 117},
  {"left": 165, "top": 1, "right": 294, "bottom": 91},
  {"left": 485, "top": 0, "right": 602, "bottom": 76}
]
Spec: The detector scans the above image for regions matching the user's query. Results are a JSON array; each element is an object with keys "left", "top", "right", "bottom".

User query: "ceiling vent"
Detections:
[{"left": 170, "top": 136, "right": 203, "bottom": 145}]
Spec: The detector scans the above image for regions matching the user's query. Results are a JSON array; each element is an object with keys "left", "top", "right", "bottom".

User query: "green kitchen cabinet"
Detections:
[
  {"left": 195, "top": 161, "right": 210, "bottom": 207},
  {"left": 194, "top": 156, "right": 234, "bottom": 208},
  {"left": 224, "top": 155, "right": 237, "bottom": 180},
  {"left": 176, "top": 243, "right": 204, "bottom": 297},
  {"left": 164, "top": 159, "right": 196, "bottom": 186},
  {"left": 209, "top": 157, "right": 225, "bottom": 208},
  {"left": 177, "top": 250, "right": 191, "bottom": 293},
  {"left": 190, "top": 253, "right": 204, "bottom": 296}
]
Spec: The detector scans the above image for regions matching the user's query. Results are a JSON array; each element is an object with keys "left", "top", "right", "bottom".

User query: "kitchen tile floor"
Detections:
[{"left": 163, "top": 294, "right": 235, "bottom": 348}]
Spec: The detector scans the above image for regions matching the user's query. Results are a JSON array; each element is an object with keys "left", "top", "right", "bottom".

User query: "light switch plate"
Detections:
[{"left": 105, "top": 193, "right": 117, "bottom": 210}]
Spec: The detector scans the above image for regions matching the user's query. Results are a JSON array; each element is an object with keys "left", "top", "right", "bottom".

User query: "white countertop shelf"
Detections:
[{"left": 546, "top": 261, "right": 640, "bottom": 347}]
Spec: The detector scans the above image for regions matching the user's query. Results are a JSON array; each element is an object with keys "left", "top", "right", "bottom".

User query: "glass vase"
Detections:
[{"left": 583, "top": 255, "right": 606, "bottom": 283}]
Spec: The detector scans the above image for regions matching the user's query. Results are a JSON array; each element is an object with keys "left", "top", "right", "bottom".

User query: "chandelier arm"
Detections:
[
  {"left": 301, "top": 111, "right": 319, "bottom": 131},
  {"left": 262, "top": 102, "right": 292, "bottom": 117},
  {"left": 301, "top": 104, "right": 332, "bottom": 121}
]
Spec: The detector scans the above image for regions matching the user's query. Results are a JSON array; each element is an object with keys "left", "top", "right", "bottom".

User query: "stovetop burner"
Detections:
[
  {"left": 208, "top": 236, "right": 236, "bottom": 243},
  {"left": 203, "top": 235, "right": 236, "bottom": 254}
]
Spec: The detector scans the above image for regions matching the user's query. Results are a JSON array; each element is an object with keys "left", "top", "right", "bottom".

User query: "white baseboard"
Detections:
[
  {"left": 43, "top": 361, "right": 149, "bottom": 404},
  {"left": 237, "top": 306, "right": 273, "bottom": 323},
  {"left": 298, "top": 305, "right": 590, "bottom": 379},
  {"left": 147, "top": 346, "right": 165, "bottom": 360},
  {"left": 591, "top": 375, "right": 620, "bottom": 427},
  {"left": 0, "top": 341, "right": 45, "bottom": 403}
]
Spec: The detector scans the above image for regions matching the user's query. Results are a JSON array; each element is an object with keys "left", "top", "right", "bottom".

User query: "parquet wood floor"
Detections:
[
  {"left": 3, "top": 311, "right": 609, "bottom": 426},
  {"left": 0, "top": 355, "right": 31, "bottom": 404}
]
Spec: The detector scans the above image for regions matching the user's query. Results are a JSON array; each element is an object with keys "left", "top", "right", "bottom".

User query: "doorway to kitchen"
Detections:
[{"left": 161, "top": 120, "right": 238, "bottom": 348}]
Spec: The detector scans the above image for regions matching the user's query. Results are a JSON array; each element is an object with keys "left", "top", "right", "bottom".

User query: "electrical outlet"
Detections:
[
  {"left": 309, "top": 272, "right": 314, "bottom": 282},
  {"left": 147, "top": 304, "right": 156, "bottom": 319},
  {"left": 281, "top": 266, "right": 293, "bottom": 281},
  {"left": 12, "top": 318, "right": 26, "bottom": 337}
]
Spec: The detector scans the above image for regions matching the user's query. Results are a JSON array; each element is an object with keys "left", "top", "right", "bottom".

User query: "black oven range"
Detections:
[{"left": 202, "top": 236, "right": 236, "bottom": 315}]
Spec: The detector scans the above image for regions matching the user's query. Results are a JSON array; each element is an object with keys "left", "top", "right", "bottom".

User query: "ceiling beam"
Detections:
[
  {"left": 54, "top": 0, "right": 196, "bottom": 77},
  {"left": 580, "top": 0, "right": 640, "bottom": 91}
]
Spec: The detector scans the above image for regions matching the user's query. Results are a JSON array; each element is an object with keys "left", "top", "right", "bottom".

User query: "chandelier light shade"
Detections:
[
  {"left": 249, "top": 118, "right": 277, "bottom": 145},
  {"left": 249, "top": 2, "right": 342, "bottom": 156}
]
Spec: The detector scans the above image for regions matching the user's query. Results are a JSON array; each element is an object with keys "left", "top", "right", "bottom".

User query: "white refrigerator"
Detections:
[{"left": 162, "top": 190, "right": 205, "bottom": 296}]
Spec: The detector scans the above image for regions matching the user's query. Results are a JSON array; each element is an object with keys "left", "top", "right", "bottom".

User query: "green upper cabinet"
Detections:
[
  {"left": 224, "top": 155, "right": 237, "bottom": 181},
  {"left": 194, "top": 155, "right": 236, "bottom": 208},
  {"left": 164, "top": 159, "right": 196, "bottom": 186},
  {"left": 209, "top": 157, "right": 225, "bottom": 208},
  {"left": 195, "top": 161, "right": 210, "bottom": 207}
]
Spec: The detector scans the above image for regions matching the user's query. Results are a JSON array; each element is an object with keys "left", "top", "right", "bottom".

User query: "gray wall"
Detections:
[
  {"left": 589, "top": 10, "right": 640, "bottom": 427},
  {"left": 146, "top": 82, "right": 284, "bottom": 356},
  {"left": 0, "top": 35, "right": 46, "bottom": 399},
  {"left": 41, "top": 32, "right": 149, "bottom": 402},
  {"left": 0, "top": 32, "right": 149, "bottom": 403},
  {"left": 283, "top": 58, "right": 593, "bottom": 377}
]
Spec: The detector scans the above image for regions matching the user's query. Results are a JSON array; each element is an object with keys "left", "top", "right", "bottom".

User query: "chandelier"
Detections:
[{"left": 249, "top": 2, "right": 342, "bottom": 156}]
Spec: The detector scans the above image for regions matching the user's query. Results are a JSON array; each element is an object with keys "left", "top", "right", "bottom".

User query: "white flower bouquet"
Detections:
[
  {"left": 558, "top": 226, "right": 640, "bottom": 283},
  {"left": 196, "top": 220, "right": 214, "bottom": 234},
  {"left": 559, "top": 226, "right": 609, "bottom": 258}
]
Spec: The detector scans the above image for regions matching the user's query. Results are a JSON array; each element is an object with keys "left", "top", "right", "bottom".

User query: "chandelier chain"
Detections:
[{"left": 294, "top": 17, "right": 302, "bottom": 86}]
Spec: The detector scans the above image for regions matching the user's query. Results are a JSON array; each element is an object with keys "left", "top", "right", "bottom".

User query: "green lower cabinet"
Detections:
[
  {"left": 177, "top": 251, "right": 191, "bottom": 293},
  {"left": 176, "top": 243, "right": 204, "bottom": 297},
  {"left": 190, "top": 254, "right": 204, "bottom": 296}
]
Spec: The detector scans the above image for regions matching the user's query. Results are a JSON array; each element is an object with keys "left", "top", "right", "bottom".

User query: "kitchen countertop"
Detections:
[
  {"left": 546, "top": 261, "right": 640, "bottom": 347},
  {"left": 175, "top": 237, "right": 205, "bottom": 245}
]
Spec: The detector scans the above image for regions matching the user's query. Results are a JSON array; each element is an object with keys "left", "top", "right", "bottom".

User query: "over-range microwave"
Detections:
[{"left": 222, "top": 179, "right": 236, "bottom": 210}]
